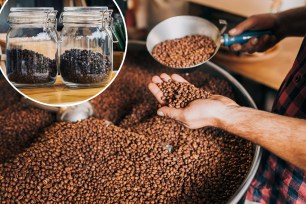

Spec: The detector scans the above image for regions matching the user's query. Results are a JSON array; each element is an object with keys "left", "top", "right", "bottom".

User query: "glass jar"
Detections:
[
  {"left": 6, "top": 8, "right": 58, "bottom": 87},
  {"left": 113, "top": 13, "right": 126, "bottom": 52},
  {"left": 60, "top": 7, "right": 116, "bottom": 88}
]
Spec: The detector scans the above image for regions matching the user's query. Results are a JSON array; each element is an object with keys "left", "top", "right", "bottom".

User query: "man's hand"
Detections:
[
  {"left": 148, "top": 73, "right": 239, "bottom": 129},
  {"left": 229, "top": 14, "right": 284, "bottom": 53}
]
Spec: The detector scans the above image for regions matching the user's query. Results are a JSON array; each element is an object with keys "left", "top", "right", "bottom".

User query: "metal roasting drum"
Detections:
[
  {"left": 130, "top": 41, "right": 262, "bottom": 204},
  {"left": 3, "top": 41, "right": 262, "bottom": 204}
]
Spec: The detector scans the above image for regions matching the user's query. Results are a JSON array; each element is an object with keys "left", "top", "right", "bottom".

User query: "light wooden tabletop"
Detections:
[
  {"left": 0, "top": 67, "right": 117, "bottom": 106},
  {"left": 213, "top": 37, "right": 304, "bottom": 90},
  {"left": 19, "top": 73, "right": 117, "bottom": 106},
  {"left": 188, "top": 0, "right": 271, "bottom": 17}
]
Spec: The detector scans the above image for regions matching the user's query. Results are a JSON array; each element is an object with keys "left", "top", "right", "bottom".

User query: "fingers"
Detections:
[
  {"left": 152, "top": 75, "right": 163, "bottom": 84},
  {"left": 157, "top": 106, "right": 183, "bottom": 120},
  {"left": 170, "top": 74, "right": 189, "bottom": 83},
  {"left": 229, "top": 17, "right": 257, "bottom": 36},
  {"left": 160, "top": 73, "right": 171, "bottom": 82},
  {"left": 155, "top": 73, "right": 189, "bottom": 83},
  {"left": 229, "top": 34, "right": 276, "bottom": 53},
  {"left": 148, "top": 83, "right": 165, "bottom": 104},
  {"left": 149, "top": 73, "right": 189, "bottom": 104}
]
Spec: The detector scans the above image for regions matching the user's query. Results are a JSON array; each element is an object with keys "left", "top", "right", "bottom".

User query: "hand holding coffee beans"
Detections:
[
  {"left": 152, "top": 35, "right": 216, "bottom": 68},
  {"left": 157, "top": 79, "right": 211, "bottom": 109}
]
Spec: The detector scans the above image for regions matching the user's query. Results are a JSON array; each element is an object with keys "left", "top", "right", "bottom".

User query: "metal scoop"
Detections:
[
  {"left": 146, "top": 16, "right": 271, "bottom": 70},
  {"left": 22, "top": 98, "right": 95, "bottom": 122}
]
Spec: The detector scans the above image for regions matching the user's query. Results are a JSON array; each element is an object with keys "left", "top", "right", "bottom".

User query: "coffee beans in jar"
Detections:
[
  {"left": 7, "top": 49, "right": 57, "bottom": 85},
  {"left": 6, "top": 8, "right": 58, "bottom": 87},
  {"left": 152, "top": 35, "right": 216, "bottom": 68},
  {"left": 60, "top": 8, "right": 115, "bottom": 88},
  {"left": 60, "top": 49, "right": 112, "bottom": 86}
]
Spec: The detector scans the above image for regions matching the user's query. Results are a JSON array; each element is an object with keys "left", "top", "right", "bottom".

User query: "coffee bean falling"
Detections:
[
  {"left": 157, "top": 80, "right": 211, "bottom": 108},
  {"left": 152, "top": 35, "right": 216, "bottom": 68},
  {"left": 60, "top": 49, "right": 112, "bottom": 85},
  {"left": 7, "top": 48, "right": 57, "bottom": 85}
]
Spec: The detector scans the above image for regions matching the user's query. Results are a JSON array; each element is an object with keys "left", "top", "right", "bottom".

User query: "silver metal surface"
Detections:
[
  {"left": 57, "top": 102, "right": 95, "bottom": 122},
  {"left": 130, "top": 41, "right": 262, "bottom": 204},
  {"left": 22, "top": 98, "right": 95, "bottom": 122},
  {"left": 146, "top": 16, "right": 222, "bottom": 70}
]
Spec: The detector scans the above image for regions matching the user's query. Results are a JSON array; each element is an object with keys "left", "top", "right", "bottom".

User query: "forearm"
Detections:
[
  {"left": 277, "top": 6, "right": 306, "bottom": 37},
  {"left": 219, "top": 107, "right": 306, "bottom": 171}
]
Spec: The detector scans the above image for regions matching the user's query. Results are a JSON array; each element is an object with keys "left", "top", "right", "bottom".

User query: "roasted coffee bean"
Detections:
[
  {"left": 0, "top": 50, "right": 253, "bottom": 203},
  {"left": 0, "top": 76, "right": 20, "bottom": 112},
  {"left": 60, "top": 49, "right": 112, "bottom": 85},
  {"left": 152, "top": 35, "right": 216, "bottom": 68},
  {"left": 0, "top": 118, "right": 252, "bottom": 204},
  {"left": 0, "top": 102, "right": 55, "bottom": 164},
  {"left": 7, "top": 48, "right": 57, "bottom": 85},
  {"left": 157, "top": 80, "right": 211, "bottom": 108}
]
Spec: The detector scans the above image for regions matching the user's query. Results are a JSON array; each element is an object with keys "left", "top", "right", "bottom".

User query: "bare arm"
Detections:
[
  {"left": 220, "top": 106, "right": 306, "bottom": 171},
  {"left": 149, "top": 74, "right": 306, "bottom": 171},
  {"left": 277, "top": 6, "right": 306, "bottom": 37}
]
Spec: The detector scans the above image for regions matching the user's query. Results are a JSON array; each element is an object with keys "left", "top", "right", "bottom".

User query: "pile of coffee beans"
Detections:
[
  {"left": 7, "top": 48, "right": 57, "bottom": 85},
  {"left": 0, "top": 77, "right": 20, "bottom": 112},
  {"left": 0, "top": 48, "right": 254, "bottom": 203},
  {"left": 152, "top": 35, "right": 216, "bottom": 68},
  {"left": 60, "top": 49, "right": 112, "bottom": 85},
  {"left": 0, "top": 102, "right": 55, "bottom": 164},
  {"left": 0, "top": 118, "right": 252, "bottom": 203},
  {"left": 157, "top": 80, "right": 211, "bottom": 108}
]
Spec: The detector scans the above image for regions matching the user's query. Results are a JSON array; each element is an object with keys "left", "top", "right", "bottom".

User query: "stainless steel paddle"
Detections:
[{"left": 22, "top": 98, "right": 95, "bottom": 122}]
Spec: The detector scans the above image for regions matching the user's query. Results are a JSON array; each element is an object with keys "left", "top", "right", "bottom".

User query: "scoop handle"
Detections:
[{"left": 222, "top": 30, "right": 272, "bottom": 47}]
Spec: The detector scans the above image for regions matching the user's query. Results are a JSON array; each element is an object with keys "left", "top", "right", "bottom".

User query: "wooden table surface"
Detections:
[
  {"left": 213, "top": 37, "right": 304, "bottom": 90},
  {"left": 0, "top": 67, "right": 117, "bottom": 106},
  {"left": 19, "top": 73, "right": 117, "bottom": 106},
  {"left": 188, "top": 0, "right": 271, "bottom": 17}
]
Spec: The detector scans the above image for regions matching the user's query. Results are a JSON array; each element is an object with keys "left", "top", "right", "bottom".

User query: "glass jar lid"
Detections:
[
  {"left": 61, "top": 7, "right": 112, "bottom": 25},
  {"left": 8, "top": 7, "right": 57, "bottom": 26}
]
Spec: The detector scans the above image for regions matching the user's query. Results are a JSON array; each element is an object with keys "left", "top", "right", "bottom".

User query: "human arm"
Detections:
[
  {"left": 229, "top": 6, "right": 306, "bottom": 53},
  {"left": 148, "top": 73, "right": 306, "bottom": 171}
]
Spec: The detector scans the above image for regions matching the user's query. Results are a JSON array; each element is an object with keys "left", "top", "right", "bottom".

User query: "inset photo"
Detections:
[{"left": 0, "top": 0, "right": 127, "bottom": 106}]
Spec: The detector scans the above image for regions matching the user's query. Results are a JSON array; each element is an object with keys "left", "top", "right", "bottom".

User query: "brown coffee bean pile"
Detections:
[
  {"left": 0, "top": 77, "right": 20, "bottom": 112},
  {"left": 0, "top": 118, "right": 252, "bottom": 203},
  {"left": 157, "top": 80, "right": 211, "bottom": 108},
  {"left": 0, "top": 102, "right": 55, "bottom": 164},
  {"left": 152, "top": 35, "right": 216, "bottom": 68},
  {"left": 0, "top": 49, "right": 253, "bottom": 203},
  {"left": 130, "top": 116, "right": 253, "bottom": 203}
]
